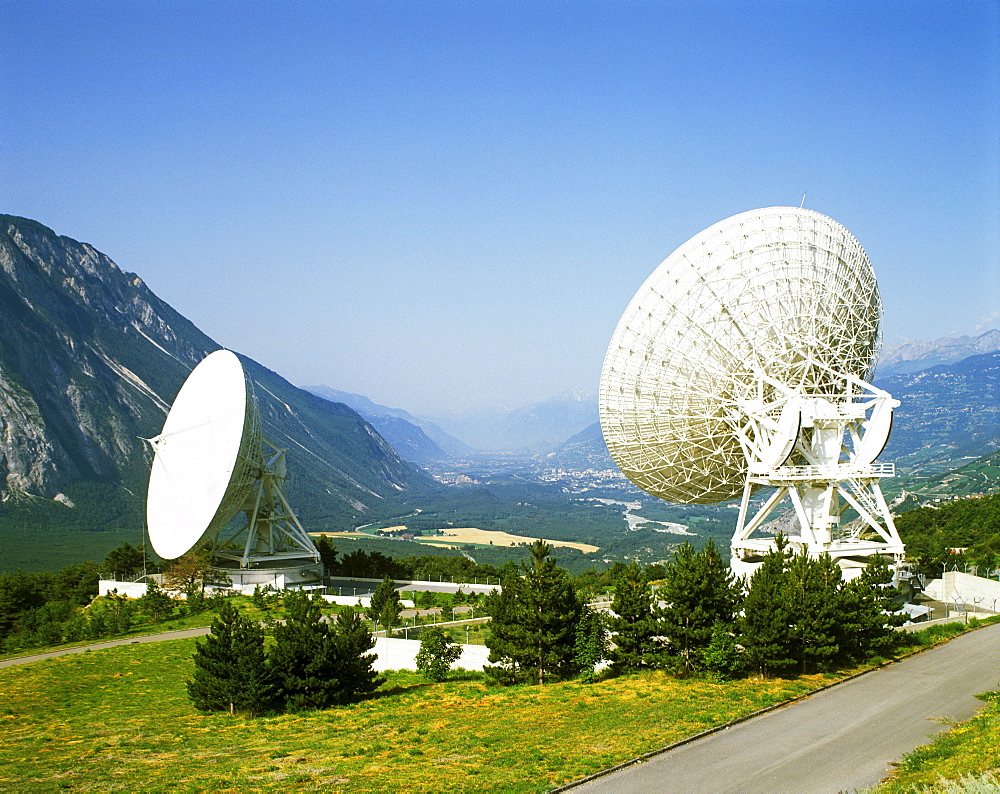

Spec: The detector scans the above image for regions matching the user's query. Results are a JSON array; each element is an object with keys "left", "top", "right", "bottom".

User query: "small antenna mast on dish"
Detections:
[
  {"left": 799, "top": 192, "right": 807, "bottom": 208},
  {"left": 145, "top": 350, "right": 322, "bottom": 591},
  {"left": 599, "top": 207, "right": 904, "bottom": 579}
]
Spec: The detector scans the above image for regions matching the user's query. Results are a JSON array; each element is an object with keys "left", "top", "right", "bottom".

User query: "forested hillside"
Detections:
[{"left": 895, "top": 493, "right": 1000, "bottom": 573}]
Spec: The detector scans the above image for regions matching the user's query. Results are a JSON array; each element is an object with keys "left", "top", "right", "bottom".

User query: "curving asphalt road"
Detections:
[
  {"left": 570, "top": 622, "right": 1000, "bottom": 793},
  {"left": 0, "top": 626, "right": 213, "bottom": 669}
]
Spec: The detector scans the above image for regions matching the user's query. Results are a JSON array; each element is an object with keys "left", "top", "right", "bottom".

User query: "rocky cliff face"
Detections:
[{"left": 0, "top": 215, "right": 435, "bottom": 530}]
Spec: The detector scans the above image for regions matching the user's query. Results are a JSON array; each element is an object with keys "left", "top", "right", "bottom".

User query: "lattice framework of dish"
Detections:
[{"left": 599, "top": 207, "right": 882, "bottom": 504}]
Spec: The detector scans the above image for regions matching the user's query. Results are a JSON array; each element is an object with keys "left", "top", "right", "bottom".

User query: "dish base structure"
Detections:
[
  {"left": 207, "top": 436, "right": 323, "bottom": 590},
  {"left": 728, "top": 370, "right": 904, "bottom": 580}
]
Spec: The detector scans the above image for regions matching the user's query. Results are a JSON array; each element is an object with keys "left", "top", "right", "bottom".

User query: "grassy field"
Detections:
[
  {"left": 1, "top": 639, "right": 819, "bottom": 791},
  {"left": 4, "top": 619, "right": 997, "bottom": 791}
]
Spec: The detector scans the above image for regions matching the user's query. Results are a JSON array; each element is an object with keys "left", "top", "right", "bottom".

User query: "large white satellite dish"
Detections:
[
  {"left": 146, "top": 350, "right": 320, "bottom": 587},
  {"left": 599, "top": 207, "right": 904, "bottom": 577}
]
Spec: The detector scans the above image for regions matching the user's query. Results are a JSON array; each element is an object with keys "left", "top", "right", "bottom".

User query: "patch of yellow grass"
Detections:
[
  {"left": 431, "top": 527, "right": 598, "bottom": 554},
  {"left": 312, "top": 527, "right": 599, "bottom": 553}
]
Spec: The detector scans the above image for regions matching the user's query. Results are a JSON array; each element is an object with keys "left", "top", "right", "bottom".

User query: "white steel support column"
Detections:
[
  {"left": 729, "top": 372, "right": 904, "bottom": 581},
  {"left": 211, "top": 438, "right": 321, "bottom": 570}
]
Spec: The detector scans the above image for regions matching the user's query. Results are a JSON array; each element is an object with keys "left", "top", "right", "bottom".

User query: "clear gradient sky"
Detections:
[{"left": 2, "top": 0, "right": 998, "bottom": 416}]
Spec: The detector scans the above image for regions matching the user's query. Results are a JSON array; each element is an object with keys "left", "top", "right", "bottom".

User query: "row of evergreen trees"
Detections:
[
  {"left": 483, "top": 537, "right": 904, "bottom": 684},
  {"left": 188, "top": 592, "right": 383, "bottom": 716},
  {"left": 614, "top": 536, "right": 903, "bottom": 678}
]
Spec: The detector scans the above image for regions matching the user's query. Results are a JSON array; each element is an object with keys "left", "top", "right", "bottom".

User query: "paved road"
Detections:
[
  {"left": 0, "top": 626, "right": 212, "bottom": 669},
  {"left": 0, "top": 624, "right": 490, "bottom": 672},
  {"left": 572, "top": 622, "right": 1000, "bottom": 794}
]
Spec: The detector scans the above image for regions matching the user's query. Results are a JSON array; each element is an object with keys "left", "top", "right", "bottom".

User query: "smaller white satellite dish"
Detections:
[
  {"left": 146, "top": 350, "right": 261, "bottom": 560},
  {"left": 145, "top": 349, "right": 322, "bottom": 588}
]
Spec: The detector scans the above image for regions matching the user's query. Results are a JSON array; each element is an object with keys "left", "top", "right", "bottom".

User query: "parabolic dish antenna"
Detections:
[
  {"left": 147, "top": 350, "right": 261, "bottom": 559},
  {"left": 146, "top": 349, "right": 320, "bottom": 588},
  {"left": 600, "top": 207, "right": 904, "bottom": 577}
]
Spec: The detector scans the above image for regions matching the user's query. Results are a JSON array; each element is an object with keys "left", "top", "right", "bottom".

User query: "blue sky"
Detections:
[{"left": 2, "top": 0, "right": 998, "bottom": 416}]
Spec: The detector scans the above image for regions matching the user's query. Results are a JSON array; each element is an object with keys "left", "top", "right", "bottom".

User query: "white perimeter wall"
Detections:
[
  {"left": 98, "top": 580, "right": 150, "bottom": 598},
  {"left": 922, "top": 571, "right": 1000, "bottom": 613}
]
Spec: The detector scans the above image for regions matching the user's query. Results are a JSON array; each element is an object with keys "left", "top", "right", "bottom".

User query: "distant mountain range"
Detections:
[
  {"left": 305, "top": 386, "right": 471, "bottom": 462},
  {"left": 878, "top": 329, "right": 1000, "bottom": 376},
  {"left": 425, "top": 392, "right": 598, "bottom": 453},
  {"left": 307, "top": 387, "right": 600, "bottom": 455},
  {"left": 0, "top": 215, "right": 438, "bottom": 563}
]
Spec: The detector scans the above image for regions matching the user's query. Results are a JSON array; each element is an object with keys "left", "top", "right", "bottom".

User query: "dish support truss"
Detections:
[
  {"left": 211, "top": 437, "right": 321, "bottom": 569},
  {"left": 727, "top": 367, "right": 904, "bottom": 579}
]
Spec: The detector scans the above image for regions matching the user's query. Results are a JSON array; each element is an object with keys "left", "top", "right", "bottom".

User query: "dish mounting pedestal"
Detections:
[{"left": 729, "top": 370, "right": 904, "bottom": 580}]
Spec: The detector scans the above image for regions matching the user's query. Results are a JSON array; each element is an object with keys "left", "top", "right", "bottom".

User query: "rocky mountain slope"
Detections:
[{"left": 0, "top": 215, "right": 437, "bottom": 550}]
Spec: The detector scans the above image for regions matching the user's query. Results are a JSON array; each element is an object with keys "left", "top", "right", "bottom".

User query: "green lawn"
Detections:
[
  {"left": 1, "top": 639, "right": 818, "bottom": 791},
  {"left": 4, "top": 619, "right": 997, "bottom": 791}
]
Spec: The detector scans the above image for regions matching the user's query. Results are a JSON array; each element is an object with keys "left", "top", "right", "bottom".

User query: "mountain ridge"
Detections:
[
  {"left": 0, "top": 215, "right": 438, "bottom": 551},
  {"left": 878, "top": 329, "right": 1000, "bottom": 376},
  {"left": 306, "top": 386, "right": 470, "bottom": 459}
]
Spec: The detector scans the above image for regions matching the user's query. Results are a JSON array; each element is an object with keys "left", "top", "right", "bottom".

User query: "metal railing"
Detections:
[{"left": 767, "top": 462, "right": 895, "bottom": 480}]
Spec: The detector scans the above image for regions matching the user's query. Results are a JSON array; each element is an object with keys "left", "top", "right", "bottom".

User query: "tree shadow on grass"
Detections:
[{"left": 367, "top": 680, "right": 434, "bottom": 701}]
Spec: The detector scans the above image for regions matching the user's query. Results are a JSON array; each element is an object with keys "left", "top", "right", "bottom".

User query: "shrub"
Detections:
[{"left": 415, "top": 627, "right": 463, "bottom": 682}]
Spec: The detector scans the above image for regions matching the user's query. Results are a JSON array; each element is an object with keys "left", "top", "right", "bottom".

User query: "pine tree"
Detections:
[
  {"left": 485, "top": 540, "right": 583, "bottom": 685},
  {"left": 739, "top": 536, "right": 796, "bottom": 678},
  {"left": 838, "top": 555, "right": 905, "bottom": 663},
  {"left": 573, "top": 606, "right": 609, "bottom": 683},
  {"left": 658, "top": 540, "right": 741, "bottom": 675},
  {"left": 104, "top": 592, "right": 136, "bottom": 635},
  {"left": 415, "top": 627, "right": 463, "bottom": 682},
  {"left": 103, "top": 542, "right": 147, "bottom": 579},
  {"left": 139, "top": 582, "right": 175, "bottom": 621},
  {"left": 786, "top": 551, "right": 841, "bottom": 674},
  {"left": 270, "top": 591, "right": 342, "bottom": 711},
  {"left": 607, "top": 561, "right": 659, "bottom": 673},
  {"left": 482, "top": 566, "right": 530, "bottom": 684},
  {"left": 329, "top": 606, "right": 384, "bottom": 703},
  {"left": 314, "top": 535, "right": 339, "bottom": 575},
  {"left": 368, "top": 575, "right": 402, "bottom": 634},
  {"left": 188, "top": 600, "right": 272, "bottom": 716},
  {"left": 702, "top": 621, "right": 745, "bottom": 680}
]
